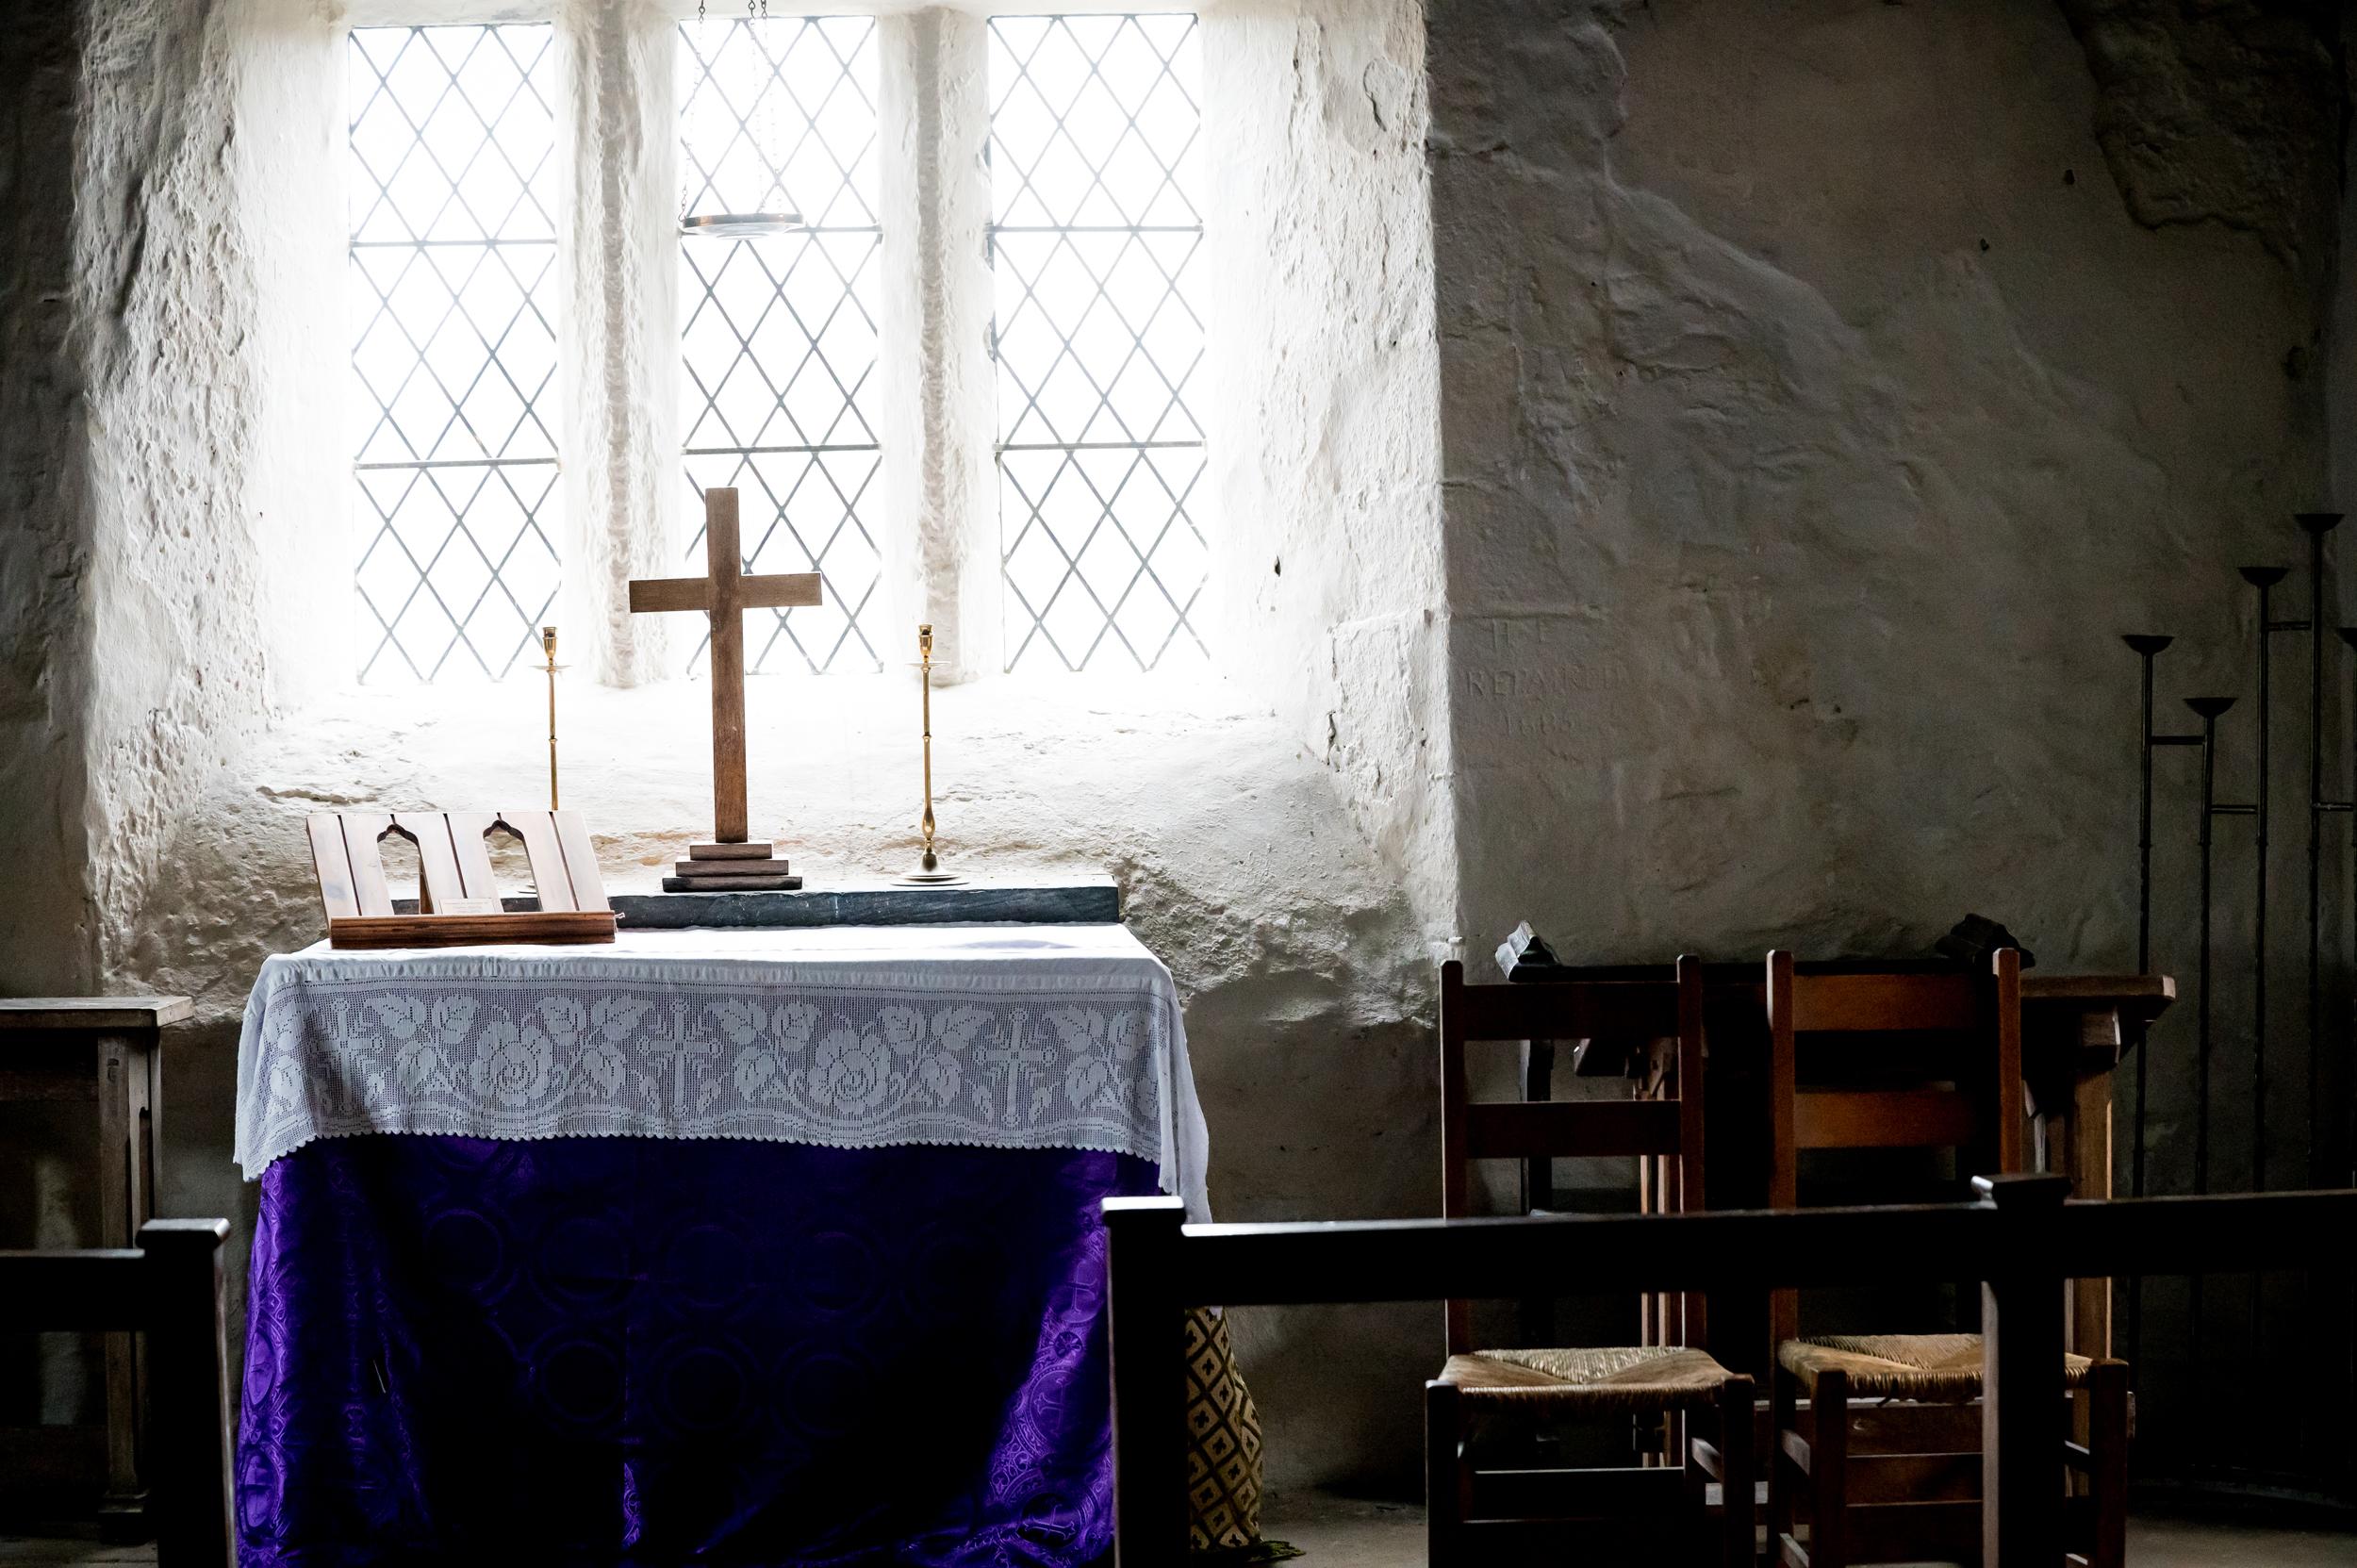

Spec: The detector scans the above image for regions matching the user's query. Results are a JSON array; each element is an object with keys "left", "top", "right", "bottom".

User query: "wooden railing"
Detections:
[
  {"left": 1102, "top": 1176, "right": 2357, "bottom": 1568},
  {"left": 0, "top": 1219, "right": 234, "bottom": 1567}
]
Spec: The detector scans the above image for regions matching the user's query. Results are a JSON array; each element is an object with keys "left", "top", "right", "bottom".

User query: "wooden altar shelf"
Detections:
[
  {"left": 1099, "top": 1186, "right": 2357, "bottom": 1568},
  {"left": 307, "top": 809, "right": 616, "bottom": 949},
  {"left": 0, "top": 1220, "right": 234, "bottom": 1567},
  {"left": 0, "top": 995, "right": 189, "bottom": 1532}
]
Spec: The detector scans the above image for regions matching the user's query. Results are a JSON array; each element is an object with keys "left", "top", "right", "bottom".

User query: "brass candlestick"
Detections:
[
  {"left": 898, "top": 622, "right": 964, "bottom": 885},
  {"left": 541, "top": 626, "right": 563, "bottom": 811}
]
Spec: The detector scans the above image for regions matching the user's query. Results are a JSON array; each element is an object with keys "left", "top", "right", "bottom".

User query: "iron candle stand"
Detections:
[
  {"left": 2184, "top": 694, "right": 2254, "bottom": 1201},
  {"left": 2121, "top": 633, "right": 2198, "bottom": 1379},
  {"left": 2299, "top": 514, "right": 2346, "bottom": 1189},
  {"left": 2342, "top": 625, "right": 2357, "bottom": 1192},
  {"left": 2244, "top": 568, "right": 2293, "bottom": 1367},
  {"left": 2339, "top": 626, "right": 2357, "bottom": 1459},
  {"left": 2243, "top": 567, "right": 2294, "bottom": 1199},
  {"left": 2185, "top": 692, "right": 2254, "bottom": 1441}
]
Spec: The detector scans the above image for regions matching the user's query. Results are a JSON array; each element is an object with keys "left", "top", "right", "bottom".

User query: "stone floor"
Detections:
[
  {"left": 6, "top": 1494, "right": 2352, "bottom": 1564},
  {"left": 1257, "top": 1490, "right": 2357, "bottom": 1566}
]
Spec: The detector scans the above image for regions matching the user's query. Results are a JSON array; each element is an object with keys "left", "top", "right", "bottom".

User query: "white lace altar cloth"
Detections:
[{"left": 234, "top": 924, "right": 1210, "bottom": 1218}]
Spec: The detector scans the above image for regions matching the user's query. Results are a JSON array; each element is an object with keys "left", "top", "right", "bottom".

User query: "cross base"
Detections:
[
  {"left": 690, "top": 841, "right": 776, "bottom": 860},
  {"left": 661, "top": 839, "right": 798, "bottom": 893},
  {"left": 661, "top": 873, "right": 803, "bottom": 892}
]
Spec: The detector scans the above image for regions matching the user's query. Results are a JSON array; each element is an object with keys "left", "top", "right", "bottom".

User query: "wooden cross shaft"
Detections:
[{"left": 627, "top": 487, "right": 820, "bottom": 843}]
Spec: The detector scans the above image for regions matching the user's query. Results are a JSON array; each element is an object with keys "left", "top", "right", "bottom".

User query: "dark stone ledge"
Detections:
[{"left": 394, "top": 877, "right": 1121, "bottom": 928}]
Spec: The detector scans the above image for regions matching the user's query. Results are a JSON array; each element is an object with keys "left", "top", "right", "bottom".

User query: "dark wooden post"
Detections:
[
  {"left": 140, "top": 1219, "right": 233, "bottom": 1568},
  {"left": 1518, "top": 1035, "right": 1556, "bottom": 1345},
  {"left": 1426, "top": 1379, "right": 1463, "bottom": 1566},
  {"left": 1974, "top": 1174, "right": 2069, "bottom": 1568},
  {"left": 1104, "top": 1197, "right": 1188, "bottom": 1568}
]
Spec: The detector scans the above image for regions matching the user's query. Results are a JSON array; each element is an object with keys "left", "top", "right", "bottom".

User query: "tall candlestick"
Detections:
[
  {"left": 919, "top": 624, "right": 937, "bottom": 868},
  {"left": 542, "top": 626, "right": 561, "bottom": 811},
  {"left": 898, "top": 622, "right": 964, "bottom": 884}
]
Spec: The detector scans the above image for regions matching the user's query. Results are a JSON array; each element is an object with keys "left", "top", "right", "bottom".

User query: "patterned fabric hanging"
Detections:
[{"left": 1185, "top": 1307, "right": 1292, "bottom": 1559}]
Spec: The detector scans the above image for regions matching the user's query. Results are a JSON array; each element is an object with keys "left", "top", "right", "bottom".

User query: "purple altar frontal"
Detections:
[
  {"left": 230, "top": 926, "right": 1210, "bottom": 1567},
  {"left": 238, "top": 1136, "right": 1156, "bottom": 1566}
]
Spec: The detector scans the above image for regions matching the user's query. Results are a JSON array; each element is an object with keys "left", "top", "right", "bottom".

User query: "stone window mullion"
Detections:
[
  {"left": 557, "top": 0, "right": 684, "bottom": 687},
  {"left": 877, "top": 8, "right": 998, "bottom": 684}
]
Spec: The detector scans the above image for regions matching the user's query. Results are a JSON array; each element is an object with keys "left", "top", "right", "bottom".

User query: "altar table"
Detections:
[{"left": 231, "top": 925, "right": 1207, "bottom": 1568}]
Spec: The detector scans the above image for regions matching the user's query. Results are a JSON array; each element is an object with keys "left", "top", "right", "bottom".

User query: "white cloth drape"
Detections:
[{"left": 235, "top": 924, "right": 1210, "bottom": 1219}]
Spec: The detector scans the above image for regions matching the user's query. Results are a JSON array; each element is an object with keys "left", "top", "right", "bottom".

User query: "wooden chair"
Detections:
[
  {"left": 1429, "top": 956, "right": 1755, "bottom": 1568},
  {"left": 0, "top": 1219, "right": 234, "bottom": 1566},
  {"left": 1763, "top": 948, "right": 2129, "bottom": 1568},
  {"left": 0, "top": 996, "right": 190, "bottom": 1532}
]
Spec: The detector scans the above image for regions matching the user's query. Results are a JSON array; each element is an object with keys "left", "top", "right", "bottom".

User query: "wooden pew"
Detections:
[
  {"left": 0, "top": 1220, "right": 234, "bottom": 1567},
  {"left": 1101, "top": 1184, "right": 2353, "bottom": 1568}
]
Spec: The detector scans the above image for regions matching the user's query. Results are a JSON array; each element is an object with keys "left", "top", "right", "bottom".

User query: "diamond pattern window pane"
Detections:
[
  {"left": 349, "top": 25, "right": 560, "bottom": 684},
  {"left": 680, "top": 15, "right": 881, "bottom": 675},
  {"left": 989, "top": 15, "right": 1204, "bottom": 673}
]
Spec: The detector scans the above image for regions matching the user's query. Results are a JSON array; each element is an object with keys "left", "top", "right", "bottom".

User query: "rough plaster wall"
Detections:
[
  {"left": 1187, "top": 0, "right": 1454, "bottom": 1486},
  {"left": 2060, "top": 0, "right": 2346, "bottom": 299},
  {"left": 1203, "top": 0, "right": 1455, "bottom": 951},
  {"left": 1431, "top": 0, "right": 2327, "bottom": 955},
  {"left": 1428, "top": 0, "right": 2339, "bottom": 1476},
  {"left": 78, "top": 0, "right": 276, "bottom": 981},
  {"left": 561, "top": 0, "right": 682, "bottom": 686},
  {"left": 0, "top": 3, "right": 100, "bottom": 998}
]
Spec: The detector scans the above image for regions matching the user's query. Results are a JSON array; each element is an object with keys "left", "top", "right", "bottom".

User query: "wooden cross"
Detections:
[{"left": 628, "top": 487, "right": 820, "bottom": 843}]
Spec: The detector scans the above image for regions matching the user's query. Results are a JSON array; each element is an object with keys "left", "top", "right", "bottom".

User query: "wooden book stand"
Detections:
[{"left": 307, "top": 810, "right": 618, "bottom": 949}]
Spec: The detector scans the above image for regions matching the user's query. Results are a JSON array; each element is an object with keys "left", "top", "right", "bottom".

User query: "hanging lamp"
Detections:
[{"left": 680, "top": 0, "right": 802, "bottom": 239}]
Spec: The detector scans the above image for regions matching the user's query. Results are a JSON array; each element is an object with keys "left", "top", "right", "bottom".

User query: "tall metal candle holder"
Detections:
[
  {"left": 898, "top": 623, "right": 964, "bottom": 886},
  {"left": 2119, "top": 511, "right": 2356, "bottom": 1504},
  {"left": 541, "top": 626, "right": 564, "bottom": 812},
  {"left": 2299, "top": 514, "right": 2349, "bottom": 1190}
]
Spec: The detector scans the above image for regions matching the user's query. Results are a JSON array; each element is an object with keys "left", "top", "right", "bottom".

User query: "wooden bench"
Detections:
[
  {"left": 1101, "top": 1184, "right": 2355, "bottom": 1568},
  {"left": 0, "top": 996, "right": 190, "bottom": 1531}
]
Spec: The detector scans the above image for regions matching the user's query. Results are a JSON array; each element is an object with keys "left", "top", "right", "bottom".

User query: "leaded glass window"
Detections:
[
  {"left": 988, "top": 14, "right": 1206, "bottom": 672},
  {"left": 348, "top": 24, "right": 560, "bottom": 683},
  {"left": 679, "top": 14, "right": 882, "bottom": 675}
]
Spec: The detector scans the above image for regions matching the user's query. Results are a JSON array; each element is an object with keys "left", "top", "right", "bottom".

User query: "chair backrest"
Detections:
[
  {"left": 1765, "top": 947, "right": 2023, "bottom": 1345},
  {"left": 1440, "top": 955, "right": 1708, "bottom": 1355}
]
